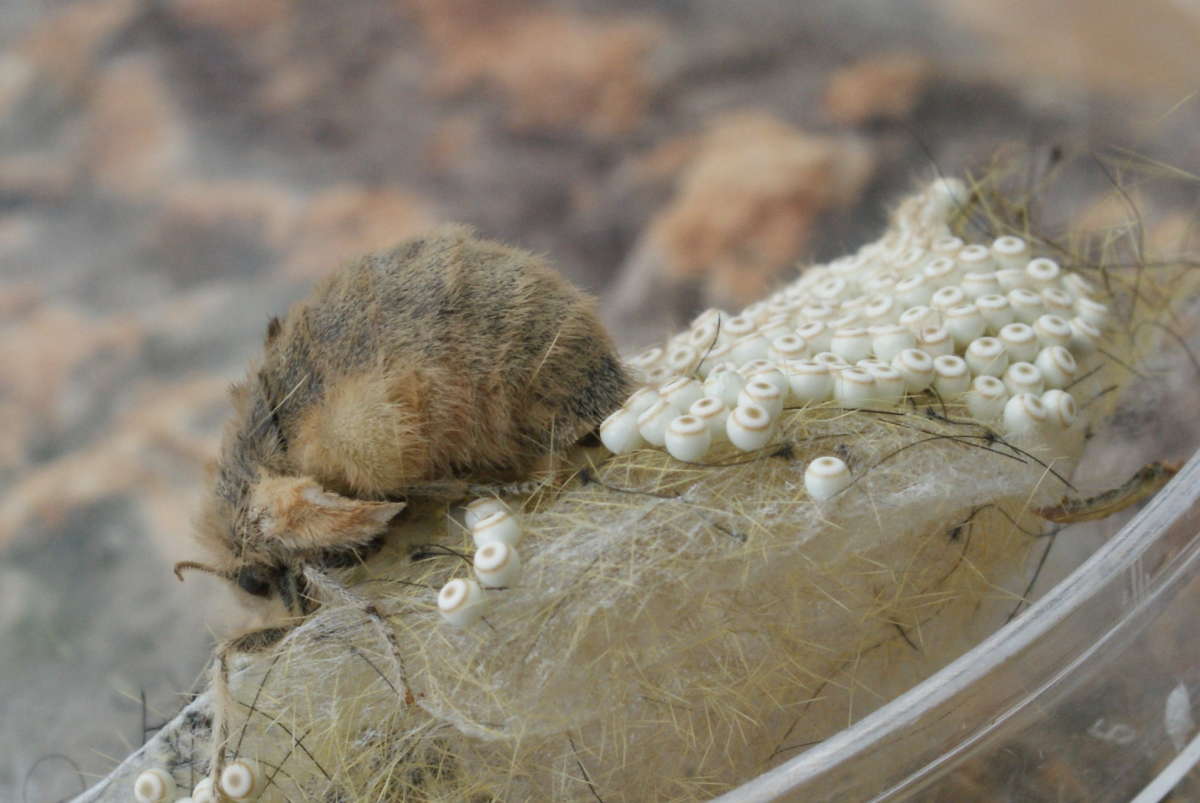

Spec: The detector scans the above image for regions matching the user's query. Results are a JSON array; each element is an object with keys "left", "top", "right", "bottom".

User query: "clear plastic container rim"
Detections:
[{"left": 717, "top": 449, "right": 1200, "bottom": 802}]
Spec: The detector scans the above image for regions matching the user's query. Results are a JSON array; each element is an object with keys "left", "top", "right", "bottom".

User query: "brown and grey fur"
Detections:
[{"left": 184, "top": 225, "right": 630, "bottom": 611}]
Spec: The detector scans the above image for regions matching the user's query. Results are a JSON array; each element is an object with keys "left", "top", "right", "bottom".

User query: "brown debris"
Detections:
[
  {"left": 0, "top": 217, "right": 36, "bottom": 261},
  {"left": 164, "top": 0, "right": 320, "bottom": 115},
  {"left": 255, "top": 64, "right": 324, "bottom": 115},
  {"left": 0, "top": 55, "right": 36, "bottom": 122},
  {"left": 0, "top": 305, "right": 143, "bottom": 417},
  {"left": 937, "top": 0, "right": 1200, "bottom": 98},
  {"left": 825, "top": 52, "right": 932, "bottom": 126},
  {"left": 405, "top": 0, "right": 661, "bottom": 137},
  {"left": 83, "top": 57, "right": 189, "bottom": 198},
  {"left": 647, "top": 112, "right": 874, "bottom": 306},
  {"left": 628, "top": 135, "right": 702, "bottom": 184},
  {"left": 0, "top": 304, "right": 144, "bottom": 471},
  {"left": 158, "top": 181, "right": 439, "bottom": 278},
  {"left": 0, "top": 153, "right": 80, "bottom": 202},
  {"left": 166, "top": 0, "right": 288, "bottom": 34},
  {"left": 423, "top": 114, "right": 482, "bottom": 173},
  {"left": 0, "top": 376, "right": 227, "bottom": 548},
  {"left": 283, "top": 185, "right": 438, "bottom": 278},
  {"left": 161, "top": 180, "right": 302, "bottom": 252},
  {"left": 14, "top": 0, "right": 140, "bottom": 96},
  {"left": 0, "top": 279, "right": 41, "bottom": 321}
]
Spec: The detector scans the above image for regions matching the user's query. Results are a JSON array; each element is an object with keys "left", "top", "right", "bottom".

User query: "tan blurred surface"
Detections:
[{"left": 939, "top": 0, "right": 1200, "bottom": 99}]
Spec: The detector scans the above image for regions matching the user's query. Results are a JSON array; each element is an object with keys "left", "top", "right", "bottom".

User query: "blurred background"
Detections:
[{"left": 2, "top": 0, "right": 1199, "bottom": 799}]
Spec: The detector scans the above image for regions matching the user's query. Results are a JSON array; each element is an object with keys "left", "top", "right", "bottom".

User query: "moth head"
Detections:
[
  {"left": 181, "top": 472, "right": 403, "bottom": 612},
  {"left": 229, "top": 562, "right": 280, "bottom": 598},
  {"left": 174, "top": 559, "right": 314, "bottom": 615}
]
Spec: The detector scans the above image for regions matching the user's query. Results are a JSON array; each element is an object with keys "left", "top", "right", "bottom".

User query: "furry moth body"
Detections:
[{"left": 182, "top": 225, "right": 630, "bottom": 610}]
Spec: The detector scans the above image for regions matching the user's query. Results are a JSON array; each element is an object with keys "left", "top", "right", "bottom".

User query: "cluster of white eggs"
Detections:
[
  {"left": 436, "top": 498, "right": 524, "bottom": 627},
  {"left": 602, "top": 180, "right": 1104, "bottom": 473},
  {"left": 134, "top": 759, "right": 262, "bottom": 803}
]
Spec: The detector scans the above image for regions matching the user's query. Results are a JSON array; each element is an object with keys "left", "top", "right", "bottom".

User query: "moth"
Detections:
[{"left": 176, "top": 224, "right": 631, "bottom": 614}]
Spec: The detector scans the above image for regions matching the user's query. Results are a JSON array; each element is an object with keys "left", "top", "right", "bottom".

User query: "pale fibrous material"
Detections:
[{"left": 92, "top": 176, "right": 1187, "bottom": 803}]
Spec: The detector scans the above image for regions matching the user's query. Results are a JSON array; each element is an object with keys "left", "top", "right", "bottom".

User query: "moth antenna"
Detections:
[{"left": 174, "top": 561, "right": 229, "bottom": 582}]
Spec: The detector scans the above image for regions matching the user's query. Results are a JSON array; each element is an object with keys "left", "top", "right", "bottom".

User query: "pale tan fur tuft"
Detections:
[{"left": 249, "top": 474, "right": 404, "bottom": 551}]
